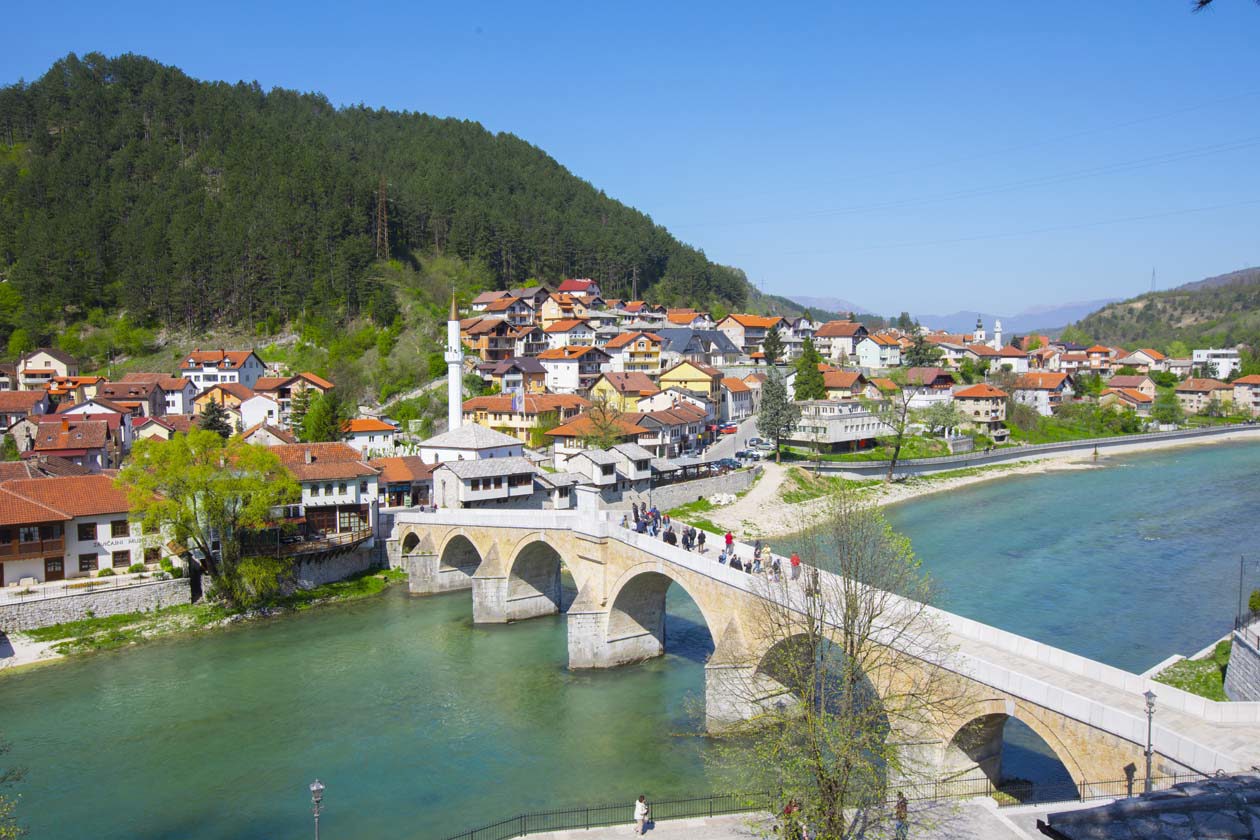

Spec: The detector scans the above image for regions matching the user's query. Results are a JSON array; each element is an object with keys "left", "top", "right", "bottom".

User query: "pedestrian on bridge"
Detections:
[
  {"left": 696, "top": 530, "right": 706, "bottom": 553},
  {"left": 790, "top": 553, "right": 801, "bottom": 581},
  {"left": 724, "top": 531, "right": 734, "bottom": 551}
]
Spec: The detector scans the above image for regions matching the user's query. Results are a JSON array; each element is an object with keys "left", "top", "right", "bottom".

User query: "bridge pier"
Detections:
[
  {"left": 567, "top": 596, "right": 664, "bottom": 669},
  {"left": 472, "top": 575, "right": 562, "bottom": 623},
  {"left": 404, "top": 552, "right": 476, "bottom": 595}
]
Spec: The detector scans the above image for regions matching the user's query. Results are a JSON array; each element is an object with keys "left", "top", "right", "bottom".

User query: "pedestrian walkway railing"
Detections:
[
  {"left": 438, "top": 772, "right": 1211, "bottom": 840},
  {"left": 0, "top": 569, "right": 175, "bottom": 604}
]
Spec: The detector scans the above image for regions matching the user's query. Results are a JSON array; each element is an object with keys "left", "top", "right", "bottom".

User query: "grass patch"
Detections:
[
  {"left": 910, "top": 462, "right": 1025, "bottom": 483},
  {"left": 779, "top": 468, "right": 876, "bottom": 504},
  {"left": 1154, "top": 640, "right": 1231, "bottom": 701},
  {"left": 668, "top": 497, "right": 715, "bottom": 518},
  {"left": 21, "top": 567, "right": 407, "bottom": 656},
  {"left": 782, "top": 436, "right": 951, "bottom": 463}
]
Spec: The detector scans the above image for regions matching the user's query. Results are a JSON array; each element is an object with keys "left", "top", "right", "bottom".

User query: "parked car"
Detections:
[
  {"left": 747, "top": 436, "right": 764, "bottom": 447},
  {"left": 714, "top": 458, "right": 741, "bottom": 471},
  {"left": 754, "top": 441, "right": 776, "bottom": 452},
  {"left": 736, "top": 449, "right": 761, "bottom": 461}
]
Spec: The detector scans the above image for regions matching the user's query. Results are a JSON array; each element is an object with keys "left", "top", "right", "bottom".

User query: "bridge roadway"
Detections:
[{"left": 390, "top": 507, "right": 1260, "bottom": 788}]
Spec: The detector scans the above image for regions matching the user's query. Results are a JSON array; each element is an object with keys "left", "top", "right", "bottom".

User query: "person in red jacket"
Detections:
[
  {"left": 724, "top": 531, "right": 734, "bottom": 551},
  {"left": 790, "top": 552, "right": 802, "bottom": 581}
]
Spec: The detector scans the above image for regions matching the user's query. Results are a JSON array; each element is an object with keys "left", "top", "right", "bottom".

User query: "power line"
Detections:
[
  {"left": 729, "top": 198, "right": 1260, "bottom": 259},
  {"left": 677, "top": 135, "right": 1260, "bottom": 230}
]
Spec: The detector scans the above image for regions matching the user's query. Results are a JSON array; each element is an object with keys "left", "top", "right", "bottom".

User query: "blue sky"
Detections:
[{"left": 3, "top": 1, "right": 1258, "bottom": 315}]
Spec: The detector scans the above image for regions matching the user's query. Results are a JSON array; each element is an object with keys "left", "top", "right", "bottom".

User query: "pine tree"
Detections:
[
  {"left": 301, "top": 390, "right": 351, "bottom": 442},
  {"left": 199, "top": 400, "right": 233, "bottom": 439},
  {"left": 289, "top": 387, "right": 312, "bottom": 432},
  {"left": 903, "top": 332, "right": 943, "bottom": 368},
  {"left": 756, "top": 367, "right": 800, "bottom": 464},
  {"left": 762, "top": 325, "right": 784, "bottom": 365},
  {"left": 793, "top": 337, "right": 827, "bottom": 401}
]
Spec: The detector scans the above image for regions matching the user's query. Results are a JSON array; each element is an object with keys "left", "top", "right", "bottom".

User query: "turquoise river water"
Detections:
[{"left": 0, "top": 439, "right": 1257, "bottom": 839}]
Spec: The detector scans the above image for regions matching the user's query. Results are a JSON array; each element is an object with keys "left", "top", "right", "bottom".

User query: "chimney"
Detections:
[{"left": 304, "top": 448, "right": 313, "bottom": 465}]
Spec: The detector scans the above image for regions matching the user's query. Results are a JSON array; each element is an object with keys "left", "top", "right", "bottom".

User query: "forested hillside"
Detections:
[
  {"left": 0, "top": 52, "right": 750, "bottom": 352},
  {"left": 1068, "top": 267, "right": 1260, "bottom": 352}
]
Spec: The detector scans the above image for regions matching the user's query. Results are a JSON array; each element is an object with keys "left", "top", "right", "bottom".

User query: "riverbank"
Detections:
[
  {"left": 0, "top": 567, "right": 407, "bottom": 672},
  {"left": 697, "top": 429, "right": 1260, "bottom": 538}
]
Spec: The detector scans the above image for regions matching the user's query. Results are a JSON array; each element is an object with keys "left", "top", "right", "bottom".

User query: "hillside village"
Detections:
[{"left": 0, "top": 276, "right": 1255, "bottom": 591}]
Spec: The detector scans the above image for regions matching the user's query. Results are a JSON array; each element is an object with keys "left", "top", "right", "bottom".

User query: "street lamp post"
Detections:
[
  {"left": 1143, "top": 691, "right": 1156, "bottom": 794},
  {"left": 309, "top": 779, "right": 325, "bottom": 840}
]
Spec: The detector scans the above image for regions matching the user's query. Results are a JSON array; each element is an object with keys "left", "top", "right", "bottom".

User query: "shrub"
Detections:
[
  {"left": 1250, "top": 589, "right": 1260, "bottom": 615},
  {"left": 127, "top": 563, "right": 146, "bottom": 574},
  {"left": 97, "top": 568, "right": 115, "bottom": 577},
  {"left": 159, "top": 557, "right": 173, "bottom": 572},
  {"left": 169, "top": 566, "right": 184, "bottom": 579}
]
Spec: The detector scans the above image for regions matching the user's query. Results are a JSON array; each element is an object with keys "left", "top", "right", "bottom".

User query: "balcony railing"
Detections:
[{"left": 0, "top": 538, "right": 65, "bottom": 561}]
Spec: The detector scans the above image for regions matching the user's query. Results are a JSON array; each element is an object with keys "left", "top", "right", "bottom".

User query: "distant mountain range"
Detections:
[{"left": 788, "top": 294, "right": 1118, "bottom": 335}]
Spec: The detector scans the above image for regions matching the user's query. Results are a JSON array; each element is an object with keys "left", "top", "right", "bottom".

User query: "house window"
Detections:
[
  {"left": 338, "top": 483, "right": 347, "bottom": 495},
  {"left": 77, "top": 522, "right": 96, "bottom": 542},
  {"left": 19, "top": 526, "right": 38, "bottom": 544},
  {"left": 324, "top": 483, "right": 333, "bottom": 496},
  {"left": 144, "top": 547, "right": 160, "bottom": 565},
  {"left": 360, "top": 481, "right": 368, "bottom": 493},
  {"left": 112, "top": 550, "right": 131, "bottom": 568},
  {"left": 111, "top": 519, "right": 129, "bottom": 538},
  {"left": 79, "top": 554, "right": 97, "bottom": 573},
  {"left": 470, "top": 479, "right": 480, "bottom": 491}
]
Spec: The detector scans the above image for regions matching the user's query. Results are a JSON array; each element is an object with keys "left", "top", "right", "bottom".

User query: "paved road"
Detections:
[
  {"left": 705, "top": 416, "right": 761, "bottom": 462},
  {"left": 524, "top": 799, "right": 1035, "bottom": 840}
]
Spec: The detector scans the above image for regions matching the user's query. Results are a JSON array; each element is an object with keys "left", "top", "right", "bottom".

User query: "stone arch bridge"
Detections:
[{"left": 392, "top": 509, "right": 1260, "bottom": 789}]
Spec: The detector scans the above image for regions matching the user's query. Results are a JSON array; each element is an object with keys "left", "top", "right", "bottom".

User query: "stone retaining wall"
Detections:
[
  {"left": 0, "top": 578, "right": 191, "bottom": 632},
  {"left": 606, "top": 469, "right": 758, "bottom": 512},
  {"left": 1225, "top": 629, "right": 1260, "bottom": 701},
  {"left": 293, "top": 548, "right": 380, "bottom": 589}
]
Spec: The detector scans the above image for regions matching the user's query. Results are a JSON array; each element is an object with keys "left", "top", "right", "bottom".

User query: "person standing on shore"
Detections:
[{"left": 634, "top": 795, "right": 650, "bottom": 835}]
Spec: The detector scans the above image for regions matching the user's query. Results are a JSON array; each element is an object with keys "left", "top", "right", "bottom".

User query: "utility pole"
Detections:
[
  {"left": 376, "top": 175, "right": 389, "bottom": 261},
  {"left": 1150, "top": 267, "right": 1156, "bottom": 293}
]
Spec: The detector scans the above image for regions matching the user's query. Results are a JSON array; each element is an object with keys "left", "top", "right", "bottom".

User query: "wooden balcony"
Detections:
[{"left": 0, "top": 538, "right": 65, "bottom": 561}]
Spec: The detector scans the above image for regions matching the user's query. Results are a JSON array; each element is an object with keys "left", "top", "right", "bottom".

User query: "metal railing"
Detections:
[
  {"left": 1235, "top": 612, "right": 1260, "bottom": 650},
  {"left": 0, "top": 570, "right": 177, "bottom": 604},
  {"left": 439, "top": 773, "right": 1210, "bottom": 840},
  {"left": 812, "top": 422, "right": 1259, "bottom": 474}
]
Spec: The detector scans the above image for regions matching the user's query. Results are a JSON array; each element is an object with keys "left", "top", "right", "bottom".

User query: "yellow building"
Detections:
[
  {"left": 590, "top": 372, "right": 660, "bottom": 413},
  {"left": 658, "top": 360, "right": 722, "bottom": 401}
]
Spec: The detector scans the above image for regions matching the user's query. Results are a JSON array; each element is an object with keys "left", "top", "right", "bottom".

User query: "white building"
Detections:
[
  {"left": 432, "top": 456, "right": 538, "bottom": 508},
  {"left": 855, "top": 335, "right": 902, "bottom": 369},
  {"left": 342, "top": 418, "right": 398, "bottom": 457},
  {"left": 416, "top": 424, "right": 524, "bottom": 465},
  {"left": 240, "top": 394, "right": 282, "bottom": 431},
  {"left": 1192, "top": 348, "right": 1241, "bottom": 379},
  {"left": 179, "top": 349, "right": 267, "bottom": 390},
  {"left": 784, "top": 401, "right": 892, "bottom": 452}
]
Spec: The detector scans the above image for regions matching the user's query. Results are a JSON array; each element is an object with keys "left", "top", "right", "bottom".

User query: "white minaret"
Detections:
[
  {"left": 992, "top": 319, "right": 1003, "bottom": 350},
  {"left": 445, "top": 293, "right": 463, "bottom": 431}
]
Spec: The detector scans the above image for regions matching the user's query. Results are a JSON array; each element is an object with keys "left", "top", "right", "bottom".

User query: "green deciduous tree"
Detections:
[
  {"left": 793, "top": 337, "right": 826, "bottom": 401},
  {"left": 861, "top": 369, "right": 914, "bottom": 482},
  {"left": 714, "top": 490, "right": 966, "bottom": 840},
  {"left": 914, "top": 400, "right": 966, "bottom": 437},
  {"left": 1151, "top": 392, "right": 1184, "bottom": 425},
  {"left": 578, "top": 400, "right": 631, "bottom": 451},
  {"left": 756, "top": 367, "right": 800, "bottom": 464},
  {"left": 117, "top": 429, "right": 300, "bottom": 607}
]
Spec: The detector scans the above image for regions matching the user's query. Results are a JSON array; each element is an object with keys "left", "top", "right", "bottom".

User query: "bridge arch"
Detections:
[
  {"left": 504, "top": 535, "right": 581, "bottom": 615},
  {"left": 942, "top": 699, "right": 1086, "bottom": 791},
  {"left": 437, "top": 532, "right": 484, "bottom": 581},
  {"left": 401, "top": 531, "right": 421, "bottom": 554},
  {"left": 603, "top": 565, "right": 720, "bottom": 664}
]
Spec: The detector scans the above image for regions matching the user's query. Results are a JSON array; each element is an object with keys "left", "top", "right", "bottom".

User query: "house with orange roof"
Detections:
[
  {"left": 537, "top": 345, "right": 612, "bottom": 394},
  {"left": 542, "top": 318, "right": 596, "bottom": 349},
  {"left": 953, "top": 383, "right": 1009, "bottom": 441},
  {"left": 250, "top": 372, "right": 334, "bottom": 427},
  {"left": 545, "top": 412, "right": 652, "bottom": 468},
  {"left": 856, "top": 334, "right": 902, "bottom": 369},
  {"left": 341, "top": 417, "right": 398, "bottom": 456},
  {"left": 989, "top": 345, "right": 1031, "bottom": 374},
  {"left": 460, "top": 316, "right": 519, "bottom": 362},
  {"left": 538, "top": 293, "right": 591, "bottom": 328},
  {"left": 1013, "top": 372, "right": 1075, "bottom": 416},
  {"left": 813, "top": 320, "right": 869, "bottom": 363},
  {"left": 482, "top": 295, "right": 535, "bottom": 326},
  {"left": 822, "top": 370, "right": 868, "bottom": 401},
  {"left": 135, "top": 414, "right": 199, "bottom": 442},
  {"left": 1084, "top": 345, "right": 1116, "bottom": 373},
  {"left": 193, "top": 382, "right": 254, "bottom": 421},
  {"left": 17, "top": 348, "right": 79, "bottom": 392},
  {"left": 0, "top": 473, "right": 180, "bottom": 584},
  {"left": 557, "top": 278, "right": 601, "bottom": 297},
  {"left": 120, "top": 372, "right": 198, "bottom": 414},
  {"left": 1232, "top": 374, "right": 1260, "bottom": 417},
  {"left": 272, "top": 442, "right": 380, "bottom": 539},
  {"left": 720, "top": 377, "right": 754, "bottom": 422},
  {"left": 367, "top": 456, "right": 434, "bottom": 507},
  {"left": 179, "top": 348, "right": 266, "bottom": 390},
  {"left": 1174, "top": 378, "right": 1234, "bottom": 415},
  {"left": 240, "top": 422, "right": 297, "bottom": 447},
  {"left": 46, "top": 375, "right": 106, "bottom": 405},
  {"left": 98, "top": 380, "right": 165, "bottom": 418},
  {"left": 665, "top": 309, "right": 715, "bottom": 329},
  {"left": 1098, "top": 388, "right": 1153, "bottom": 416},
  {"left": 462, "top": 393, "right": 590, "bottom": 443},
  {"left": 1105, "top": 374, "right": 1156, "bottom": 398},
  {"left": 0, "top": 390, "right": 51, "bottom": 431},
  {"left": 603, "top": 331, "right": 663, "bottom": 375},
  {"left": 716, "top": 313, "right": 785, "bottom": 358},
  {"left": 1116, "top": 348, "right": 1167, "bottom": 373},
  {"left": 23, "top": 418, "right": 120, "bottom": 471},
  {"left": 470, "top": 290, "right": 512, "bottom": 312}
]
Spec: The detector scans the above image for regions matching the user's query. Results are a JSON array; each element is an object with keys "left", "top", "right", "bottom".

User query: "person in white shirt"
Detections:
[{"left": 634, "top": 795, "right": 649, "bottom": 835}]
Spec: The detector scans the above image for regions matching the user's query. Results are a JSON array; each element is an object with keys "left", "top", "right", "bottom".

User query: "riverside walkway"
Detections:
[{"left": 392, "top": 508, "right": 1260, "bottom": 789}]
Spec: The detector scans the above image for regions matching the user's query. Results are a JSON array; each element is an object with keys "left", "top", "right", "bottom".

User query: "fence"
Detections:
[
  {"left": 1236, "top": 612, "right": 1260, "bottom": 650},
  {"left": 440, "top": 773, "right": 1210, "bottom": 840},
  {"left": 0, "top": 570, "right": 174, "bottom": 604}
]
